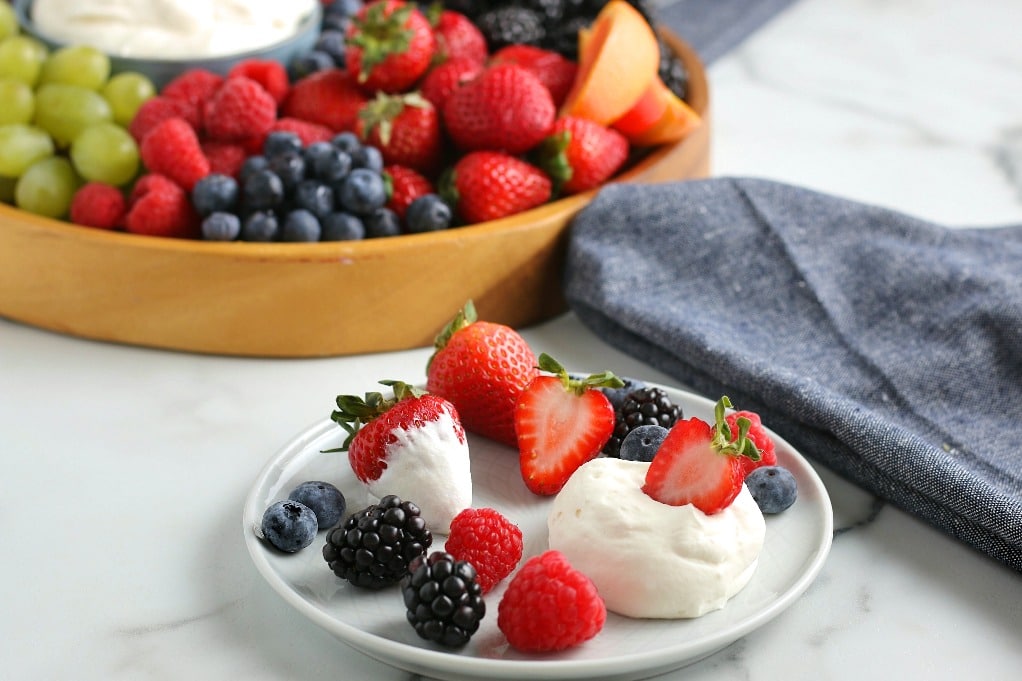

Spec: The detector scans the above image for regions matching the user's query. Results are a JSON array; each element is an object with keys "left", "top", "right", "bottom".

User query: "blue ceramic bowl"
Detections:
[{"left": 13, "top": 0, "right": 321, "bottom": 88}]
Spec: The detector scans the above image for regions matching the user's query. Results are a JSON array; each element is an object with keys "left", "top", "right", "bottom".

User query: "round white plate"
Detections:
[{"left": 243, "top": 385, "right": 833, "bottom": 681}]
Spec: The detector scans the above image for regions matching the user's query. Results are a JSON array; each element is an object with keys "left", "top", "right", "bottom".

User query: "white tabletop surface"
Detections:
[{"left": 3, "top": 0, "right": 1022, "bottom": 679}]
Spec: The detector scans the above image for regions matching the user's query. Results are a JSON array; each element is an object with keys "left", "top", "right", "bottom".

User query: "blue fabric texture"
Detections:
[
  {"left": 564, "top": 178, "right": 1022, "bottom": 572},
  {"left": 660, "top": 0, "right": 801, "bottom": 64}
]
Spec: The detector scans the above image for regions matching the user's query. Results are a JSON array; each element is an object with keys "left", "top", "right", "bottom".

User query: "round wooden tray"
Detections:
[{"left": 0, "top": 31, "right": 709, "bottom": 357}]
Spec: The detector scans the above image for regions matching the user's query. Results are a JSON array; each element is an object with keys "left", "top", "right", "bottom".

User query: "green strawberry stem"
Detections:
[
  {"left": 327, "top": 380, "right": 424, "bottom": 451},
  {"left": 534, "top": 130, "right": 573, "bottom": 198},
  {"left": 710, "top": 396, "right": 761, "bottom": 461},
  {"left": 347, "top": 2, "right": 415, "bottom": 81},
  {"left": 358, "top": 91, "right": 431, "bottom": 146},
  {"left": 537, "top": 352, "right": 624, "bottom": 396},
  {"left": 427, "top": 300, "right": 476, "bottom": 373}
]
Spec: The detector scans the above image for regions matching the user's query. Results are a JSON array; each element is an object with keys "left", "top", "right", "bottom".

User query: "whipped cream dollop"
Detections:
[
  {"left": 31, "top": 0, "right": 317, "bottom": 59},
  {"left": 364, "top": 410, "right": 472, "bottom": 534},
  {"left": 547, "top": 458, "right": 765, "bottom": 619}
]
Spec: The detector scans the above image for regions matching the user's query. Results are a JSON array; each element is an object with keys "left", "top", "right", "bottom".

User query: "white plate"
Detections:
[{"left": 243, "top": 385, "right": 833, "bottom": 681}]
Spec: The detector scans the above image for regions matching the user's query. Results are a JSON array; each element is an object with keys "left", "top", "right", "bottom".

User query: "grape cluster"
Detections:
[{"left": 0, "top": 7, "right": 154, "bottom": 219}]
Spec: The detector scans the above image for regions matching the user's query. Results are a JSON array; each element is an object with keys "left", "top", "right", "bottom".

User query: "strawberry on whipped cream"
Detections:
[{"left": 547, "top": 457, "right": 765, "bottom": 618}]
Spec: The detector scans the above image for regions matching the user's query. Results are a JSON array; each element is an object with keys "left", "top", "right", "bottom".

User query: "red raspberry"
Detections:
[
  {"left": 128, "top": 96, "right": 199, "bottom": 143},
  {"left": 228, "top": 59, "right": 290, "bottom": 104},
  {"left": 419, "top": 56, "right": 483, "bottom": 113},
  {"left": 269, "top": 117, "right": 334, "bottom": 146},
  {"left": 443, "top": 507, "right": 523, "bottom": 594},
  {"left": 69, "top": 182, "right": 126, "bottom": 230},
  {"left": 203, "top": 76, "right": 277, "bottom": 142},
  {"left": 384, "top": 164, "right": 433, "bottom": 220},
  {"left": 497, "top": 550, "right": 606, "bottom": 652},
  {"left": 200, "top": 141, "right": 248, "bottom": 179},
  {"left": 140, "top": 117, "right": 210, "bottom": 192},
  {"left": 726, "top": 410, "right": 778, "bottom": 477},
  {"left": 161, "top": 68, "right": 224, "bottom": 128},
  {"left": 124, "top": 174, "right": 200, "bottom": 239}
]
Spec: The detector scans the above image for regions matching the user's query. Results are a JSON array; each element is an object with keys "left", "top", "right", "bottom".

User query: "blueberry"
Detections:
[
  {"left": 350, "top": 144, "right": 384, "bottom": 173},
  {"left": 290, "top": 51, "right": 335, "bottom": 80},
  {"left": 303, "top": 141, "right": 335, "bottom": 172},
  {"left": 239, "top": 155, "right": 269, "bottom": 184},
  {"left": 310, "top": 145, "right": 352, "bottom": 184},
  {"left": 268, "top": 150, "right": 306, "bottom": 191},
  {"left": 745, "top": 466, "right": 798, "bottom": 514},
  {"left": 602, "top": 377, "right": 648, "bottom": 411},
  {"left": 191, "top": 173, "right": 238, "bottom": 216},
  {"left": 288, "top": 481, "right": 347, "bottom": 529},
  {"left": 405, "top": 194, "right": 452, "bottom": 232},
  {"left": 293, "top": 179, "right": 335, "bottom": 219},
  {"left": 321, "top": 211, "right": 366, "bottom": 240},
  {"left": 282, "top": 209, "right": 322, "bottom": 242},
  {"left": 261, "top": 500, "right": 318, "bottom": 552},
  {"left": 242, "top": 169, "right": 285, "bottom": 211},
  {"left": 241, "top": 210, "right": 280, "bottom": 241},
  {"left": 263, "top": 130, "right": 304, "bottom": 159},
  {"left": 315, "top": 29, "right": 347, "bottom": 65},
  {"left": 337, "top": 168, "right": 387, "bottom": 214},
  {"left": 331, "top": 131, "right": 362, "bottom": 155},
  {"left": 619, "top": 424, "right": 668, "bottom": 462},
  {"left": 201, "top": 211, "right": 241, "bottom": 241},
  {"left": 321, "top": 13, "right": 353, "bottom": 35},
  {"left": 364, "top": 207, "right": 401, "bottom": 238}
]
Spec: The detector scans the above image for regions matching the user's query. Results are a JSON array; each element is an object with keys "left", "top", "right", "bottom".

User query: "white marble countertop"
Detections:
[{"left": 3, "top": 0, "right": 1021, "bottom": 679}]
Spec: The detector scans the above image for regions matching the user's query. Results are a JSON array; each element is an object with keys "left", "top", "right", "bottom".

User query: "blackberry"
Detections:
[
  {"left": 402, "top": 551, "right": 486, "bottom": 647},
  {"left": 604, "top": 386, "right": 684, "bottom": 457},
  {"left": 475, "top": 7, "right": 546, "bottom": 50},
  {"left": 323, "top": 494, "right": 433, "bottom": 589},
  {"left": 658, "top": 38, "right": 689, "bottom": 100}
]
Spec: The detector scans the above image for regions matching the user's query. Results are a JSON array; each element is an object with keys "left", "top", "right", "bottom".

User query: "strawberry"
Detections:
[
  {"left": 515, "top": 354, "right": 623, "bottom": 496},
  {"left": 281, "top": 68, "right": 369, "bottom": 132},
  {"left": 642, "top": 396, "right": 762, "bottom": 514},
  {"left": 440, "top": 151, "right": 551, "bottom": 224},
  {"left": 384, "top": 164, "right": 433, "bottom": 219},
  {"left": 346, "top": 0, "right": 437, "bottom": 94},
  {"left": 356, "top": 92, "right": 442, "bottom": 175},
  {"left": 536, "top": 116, "right": 629, "bottom": 195},
  {"left": 443, "top": 63, "right": 556, "bottom": 155},
  {"left": 430, "top": 9, "right": 488, "bottom": 64},
  {"left": 489, "top": 44, "right": 578, "bottom": 107},
  {"left": 426, "top": 300, "right": 538, "bottom": 447},
  {"left": 726, "top": 410, "right": 778, "bottom": 477},
  {"left": 419, "top": 56, "right": 483, "bottom": 112}
]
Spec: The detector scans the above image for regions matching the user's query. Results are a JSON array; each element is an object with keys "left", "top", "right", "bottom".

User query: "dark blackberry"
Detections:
[
  {"left": 402, "top": 551, "right": 486, "bottom": 647},
  {"left": 475, "top": 7, "right": 546, "bottom": 50},
  {"left": 539, "top": 14, "right": 589, "bottom": 59},
  {"left": 323, "top": 495, "right": 433, "bottom": 589},
  {"left": 526, "top": 0, "right": 567, "bottom": 28},
  {"left": 603, "top": 386, "right": 684, "bottom": 457},
  {"left": 658, "top": 40, "right": 689, "bottom": 100}
]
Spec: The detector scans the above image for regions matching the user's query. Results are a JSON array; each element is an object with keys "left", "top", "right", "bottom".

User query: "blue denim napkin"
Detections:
[
  {"left": 564, "top": 178, "right": 1022, "bottom": 572},
  {"left": 659, "top": 0, "right": 801, "bottom": 64}
]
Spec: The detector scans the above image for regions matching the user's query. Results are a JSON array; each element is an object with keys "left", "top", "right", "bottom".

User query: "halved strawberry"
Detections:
[
  {"left": 515, "top": 354, "right": 623, "bottom": 496},
  {"left": 642, "top": 396, "right": 762, "bottom": 514}
]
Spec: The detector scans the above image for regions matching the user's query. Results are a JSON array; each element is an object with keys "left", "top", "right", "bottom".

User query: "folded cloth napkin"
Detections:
[
  {"left": 564, "top": 177, "right": 1022, "bottom": 572},
  {"left": 659, "top": 0, "right": 801, "bottom": 64}
]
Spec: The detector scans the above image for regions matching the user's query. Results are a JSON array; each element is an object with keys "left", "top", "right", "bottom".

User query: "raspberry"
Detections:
[
  {"left": 444, "top": 507, "right": 522, "bottom": 594},
  {"left": 69, "top": 182, "right": 126, "bottom": 230},
  {"left": 128, "top": 96, "right": 198, "bottom": 143},
  {"left": 269, "top": 117, "right": 335, "bottom": 146},
  {"left": 162, "top": 68, "right": 225, "bottom": 110},
  {"left": 200, "top": 141, "right": 248, "bottom": 179},
  {"left": 726, "top": 410, "right": 778, "bottom": 477},
  {"left": 322, "top": 495, "right": 433, "bottom": 590},
  {"left": 401, "top": 551, "right": 485, "bottom": 647},
  {"left": 139, "top": 117, "right": 210, "bottom": 192},
  {"left": 604, "top": 386, "right": 685, "bottom": 457},
  {"left": 497, "top": 550, "right": 606, "bottom": 652},
  {"left": 228, "top": 59, "right": 290, "bottom": 104},
  {"left": 124, "top": 174, "right": 200, "bottom": 238},
  {"left": 203, "top": 76, "right": 277, "bottom": 142}
]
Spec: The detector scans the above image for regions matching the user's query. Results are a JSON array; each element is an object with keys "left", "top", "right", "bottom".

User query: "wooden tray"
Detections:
[{"left": 0, "top": 31, "right": 710, "bottom": 357}]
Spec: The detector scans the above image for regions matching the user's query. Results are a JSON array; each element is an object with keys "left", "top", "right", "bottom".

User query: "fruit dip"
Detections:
[
  {"left": 547, "top": 457, "right": 765, "bottom": 618},
  {"left": 30, "top": 0, "right": 317, "bottom": 59},
  {"left": 363, "top": 409, "right": 472, "bottom": 534}
]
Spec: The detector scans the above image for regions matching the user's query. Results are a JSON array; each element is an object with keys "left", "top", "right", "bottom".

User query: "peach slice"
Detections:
[
  {"left": 560, "top": 1, "right": 660, "bottom": 126},
  {"left": 613, "top": 76, "right": 702, "bottom": 146}
]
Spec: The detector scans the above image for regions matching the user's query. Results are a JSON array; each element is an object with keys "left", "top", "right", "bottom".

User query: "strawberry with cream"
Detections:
[{"left": 330, "top": 380, "right": 471, "bottom": 533}]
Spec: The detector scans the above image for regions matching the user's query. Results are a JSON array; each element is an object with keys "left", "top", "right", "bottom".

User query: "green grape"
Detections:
[
  {"left": 39, "top": 45, "right": 111, "bottom": 90},
  {"left": 34, "top": 83, "right": 113, "bottom": 148},
  {"left": 101, "top": 72, "right": 156, "bottom": 127},
  {"left": 0, "top": 2, "right": 17, "bottom": 42},
  {"left": 71, "top": 122, "right": 140, "bottom": 186},
  {"left": 0, "top": 78, "right": 34, "bottom": 125},
  {"left": 0, "top": 35, "right": 48, "bottom": 86},
  {"left": 14, "top": 156, "right": 78, "bottom": 218},
  {"left": 0, "top": 123, "right": 54, "bottom": 177}
]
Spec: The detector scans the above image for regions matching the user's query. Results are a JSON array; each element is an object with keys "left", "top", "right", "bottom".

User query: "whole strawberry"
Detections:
[
  {"left": 642, "top": 396, "right": 762, "bottom": 514},
  {"left": 443, "top": 63, "right": 556, "bottom": 155},
  {"left": 489, "top": 44, "right": 578, "bottom": 107},
  {"left": 515, "top": 354, "right": 623, "bottom": 496},
  {"left": 419, "top": 56, "right": 484, "bottom": 112},
  {"left": 330, "top": 380, "right": 471, "bottom": 532},
  {"left": 356, "top": 92, "right": 442, "bottom": 175},
  {"left": 426, "top": 300, "right": 538, "bottom": 447},
  {"left": 497, "top": 550, "right": 606, "bottom": 652},
  {"left": 282, "top": 68, "right": 369, "bottom": 132},
  {"left": 536, "top": 116, "right": 630, "bottom": 195},
  {"left": 440, "top": 151, "right": 551, "bottom": 224},
  {"left": 346, "top": 0, "right": 436, "bottom": 94},
  {"left": 384, "top": 164, "right": 434, "bottom": 219},
  {"left": 430, "top": 8, "right": 488, "bottom": 64}
]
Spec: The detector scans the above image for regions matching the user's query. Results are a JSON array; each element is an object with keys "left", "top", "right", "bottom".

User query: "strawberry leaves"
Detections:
[
  {"left": 329, "top": 380, "right": 424, "bottom": 451},
  {"left": 711, "top": 396, "right": 762, "bottom": 462}
]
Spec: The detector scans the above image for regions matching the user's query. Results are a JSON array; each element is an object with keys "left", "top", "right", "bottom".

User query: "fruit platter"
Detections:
[{"left": 0, "top": 0, "right": 710, "bottom": 357}]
